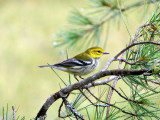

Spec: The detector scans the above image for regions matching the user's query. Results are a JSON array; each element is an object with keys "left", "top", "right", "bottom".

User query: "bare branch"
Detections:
[
  {"left": 115, "top": 41, "right": 160, "bottom": 59},
  {"left": 150, "top": 26, "right": 157, "bottom": 41},
  {"left": 103, "top": 41, "right": 160, "bottom": 70},
  {"left": 133, "top": 24, "right": 154, "bottom": 42},
  {"left": 79, "top": 89, "right": 109, "bottom": 107},
  {"left": 150, "top": 80, "right": 160, "bottom": 85},
  {"left": 36, "top": 40, "right": 160, "bottom": 119},
  {"left": 106, "top": 52, "right": 125, "bottom": 117},
  {"left": 62, "top": 97, "right": 84, "bottom": 120},
  {"left": 58, "top": 94, "right": 72, "bottom": 119},
  {"left": 35, "top": 0, "right": 160, "bottom": 119},
  {"left": 12, "top": 106, "right": 16, "bottom": 120},
  {"left": 86, "top": 89, "right": 137, "bottom": 116},
  {"left": 105, "top": 83, "right": 140, "bottom": 103},
  {"left": 98, "top": 1, "right": 156, "bottom": 27},
  {"left": 35, "top": 68, "right": 151, "bottom": 119},
  {"left": 84, "top": 76, "right": 119, "bottom": 88},
  {"left": 106, "top": 77, "right": 119, "bottom": 117},
  {"left": 116, "top": 58, "right": 143, "bottom": 65}
]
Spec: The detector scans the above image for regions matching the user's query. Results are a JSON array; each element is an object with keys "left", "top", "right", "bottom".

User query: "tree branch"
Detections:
[
  {"left": 106, "top": 51, "right": 125, "bottom": 118},
  {"left": 35, "top": 68, "right": 151, "bottom": 119},
  {"left": 58, "top": 94, "right": 71, "bottom": 119},
  {"left": 83, "top": 76, "right": 120, "bottom": 88},
  {"left": 105, "top": 83, "right": 141, "bottom": 104},
  {"left": 98, "top": 1, "right": 156, "bottom": 27},
  {"left": 79, "top": 89, "right": 109, "bottom": 107},
  {"left": 116, "top": 58, "right": 144, "bottom": 65},
  {"left": 36, "top": 40, "right": 160, "bottom": 119},
  {"left": 103, "top": 41, "right": 160, "bottom": 70},
  {"left": 62, "top": 97, "right": 84, "bottom": 120},
  {"left": 106, "top": 77, "right": 119, "bottom": 117},
  {"left": 86, "top": 89, "right": 137, "bottom": 117},
  {"left": 150, "top": 80, "right": 160, "bottom": 85},
  {"left": 133, "top": 23, "right": 154, "bottom": 42},
  {"left": 12, "top": 106, "right": 16, "bottom": 120},
  {"left": 58, "top": 100, "right": 71, "bottom": 119}
]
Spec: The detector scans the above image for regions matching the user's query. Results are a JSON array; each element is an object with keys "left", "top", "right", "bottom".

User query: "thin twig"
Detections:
[
  {"left": 103, "top": 24, "right": 155, "bottom": 70},
  {"left": 150, "top": 26, "right": 157, "bottom": 41},
  {"left": 105, "top": 83, "right": 141, "bottom": 103},
  {"left": 35, "top": 68, "right": 154, "bottom": 119},
  {"left": 103, "top": 41, "right": 160, "bottom": 70},
  {"left": 115, "top": 41, "right": 160, "bottom": 58},
  {"left": 12, "top": 106, "right": 16, "bottom": 120},
  {"left": 116, "top": 58, "right": 143, "bottom": 65},
  {"left": 86, "top": 89, "right": 137, "bottom": 116},
  {"left": 104, "top": 24, "right": 154, "bottom": 117},
  {"left": 106, "top": 77, "right": 119, "bottom": 117},
  {"left": 84, "top": 76, "right": 120, "bottom": 88},
  {"left": 98, "top": 1, "right": 156, "bottom": 27},
  {"left": 133, "top": 23, "right": 154, "bottom": 42},
  {"left": 36, "top": 41, "right": 160, "bottom": 119},
  {"left": 58, "top": 94, "right": 72, "bottom": 118},
  {"left": 106, "top": 51, "right": 125, "bottom": 117},
  {"left": 59, "top": 100, "right": 70, "bottom": 119},
  {"left": 62, "top": 97, "right": 84, "bottom": 120},
  {"left": 104, "top": 23, "right": 154, "bottom": 117},
  {"left": 150, "top": 80, "right": 160, "bottom": 85},
  {"left": 79, "top": 89, "right": 109, "bottom": 107}
]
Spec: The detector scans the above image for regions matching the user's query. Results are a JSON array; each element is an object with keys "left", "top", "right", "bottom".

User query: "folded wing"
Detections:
[{"left": 54, "top": 58, "right": 92, "bottom": 67}]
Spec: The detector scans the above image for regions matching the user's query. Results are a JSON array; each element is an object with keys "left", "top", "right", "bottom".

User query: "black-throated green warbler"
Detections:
[{"left": 39, "top": 47, "right": 109, "bottom": 80}]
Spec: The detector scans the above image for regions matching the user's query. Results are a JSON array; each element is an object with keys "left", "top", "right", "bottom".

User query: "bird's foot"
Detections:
[
  {"left": 79, "top": 76, "right": 84, "bottom": 79},
  {"left": 91, "top": 82, "right": 95, "bottom": 87},
  {"left": 74, "top": 75, "right": 85, "bottom": 82},
  {"left": 74, "top": 75, "right": 79, "bottom": 82}
]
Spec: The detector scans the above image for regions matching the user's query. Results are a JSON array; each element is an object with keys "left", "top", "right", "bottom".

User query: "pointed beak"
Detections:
[{"left": 103, "top": 52, "right": 109, "bottom": 54}]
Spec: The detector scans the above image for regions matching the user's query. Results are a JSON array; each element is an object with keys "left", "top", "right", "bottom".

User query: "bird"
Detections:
[{"left": 38, "top": 46, "right": 109, "bottom": 81}]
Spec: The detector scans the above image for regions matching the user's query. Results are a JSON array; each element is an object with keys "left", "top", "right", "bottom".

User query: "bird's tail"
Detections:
[{"left": 38, "top": 65, "right": 55, "bottom": 68}]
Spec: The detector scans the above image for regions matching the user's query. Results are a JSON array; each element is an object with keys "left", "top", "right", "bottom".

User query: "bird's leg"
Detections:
[
  {"left": 74, "top": 75, "right": 79, "bottom": 82},
  {"left": 91, "top": 82, "right": 95, "bottom": 87},
  {"left": 79, "top": 76, "right": 84, "bottom": 79}
]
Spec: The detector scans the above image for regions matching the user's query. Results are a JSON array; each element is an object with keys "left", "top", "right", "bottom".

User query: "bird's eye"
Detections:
[{"left": 97, "top": 51, "right": 101, "bottom": 53}]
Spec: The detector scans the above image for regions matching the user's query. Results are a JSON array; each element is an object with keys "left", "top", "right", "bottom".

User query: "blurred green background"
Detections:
[{"left": 0, "top": 0, "right": 156, "bottom": 119}]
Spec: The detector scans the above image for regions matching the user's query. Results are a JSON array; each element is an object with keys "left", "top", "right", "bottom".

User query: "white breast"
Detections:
[{"left": 81, "top": 58, "right": 100, "bottom": 75}]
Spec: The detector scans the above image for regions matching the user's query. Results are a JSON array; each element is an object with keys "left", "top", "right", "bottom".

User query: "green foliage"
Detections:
[
  {"left": 124, "top": 6, "right": 160, "bottom": 72},
  {"left": 120, "top": 6, "right": 160, "bottom": 120},
  {"left": 2, "top": 0, "right": 159, "bottom": 119},
  {"left": 53, "top": 0, "right": 158, "bottom": 49},
  {"left": 1, "top": 105, "right": 25, "bottom": 120},
  {"left": 53, "top": 0, "right": 120, "bottom": 48},
  {"left": 51, "top": 1, "right": 160, "bottom": 120},
  {"left": 153, "top": 60, "right": 160, "bottom": 75}
]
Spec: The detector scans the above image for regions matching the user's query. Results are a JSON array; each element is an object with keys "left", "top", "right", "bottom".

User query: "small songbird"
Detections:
[{"left": 38, "top": 47, "right": 109, "bottom": 80}]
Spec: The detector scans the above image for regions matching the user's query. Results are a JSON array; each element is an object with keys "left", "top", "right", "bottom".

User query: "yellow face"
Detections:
[{"left": 86, "top": 47, "right": 109, "bottom": 58}]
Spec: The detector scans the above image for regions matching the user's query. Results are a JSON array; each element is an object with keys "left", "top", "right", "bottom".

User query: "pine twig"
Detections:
[
  {"left": 12, "top": 106, "right": 16, "bottom": 120},
  {"left": 106, "top": 77, "right": 119, "bottom": 117},
  {"left": 84, "top": 76, "right": 120, "bottom": 88},
  {"left": 35, "top": 41, "right": 160, "bottom": 119},
  {"left": 62, "top": 97, "right": 84, "bottom": 120},
  {"left": 105, "top": 83, "right": 141, "bottom": 104},
  {"left": 86, "top": 89, "right": 137, "bottom": 116},
  {"left": 103, "top": 23, "right": 155, "bottom": 70},
  {"left": 106, "top": 52, "right": 125, "bottom": 118},
  {"left": 35, "top": 68, "right": 156, "bottom": 119},
  {"left": 150, "top": 80, "right": 160, "bottom": 85},
  {"left": 116, "top": 58, "right": 144, "bottom": 65},
  {"left": 58, "top": 94, "right": 72, "bottom": 118},
  {"left": 133, "top": 23, "right": 154, "bottom": 42},
  {"left": 98, "top": 2, "right": 156, "bottom": 27},
  {"left": 79, "top": 89, "right": 109, "bottom": 107}
]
